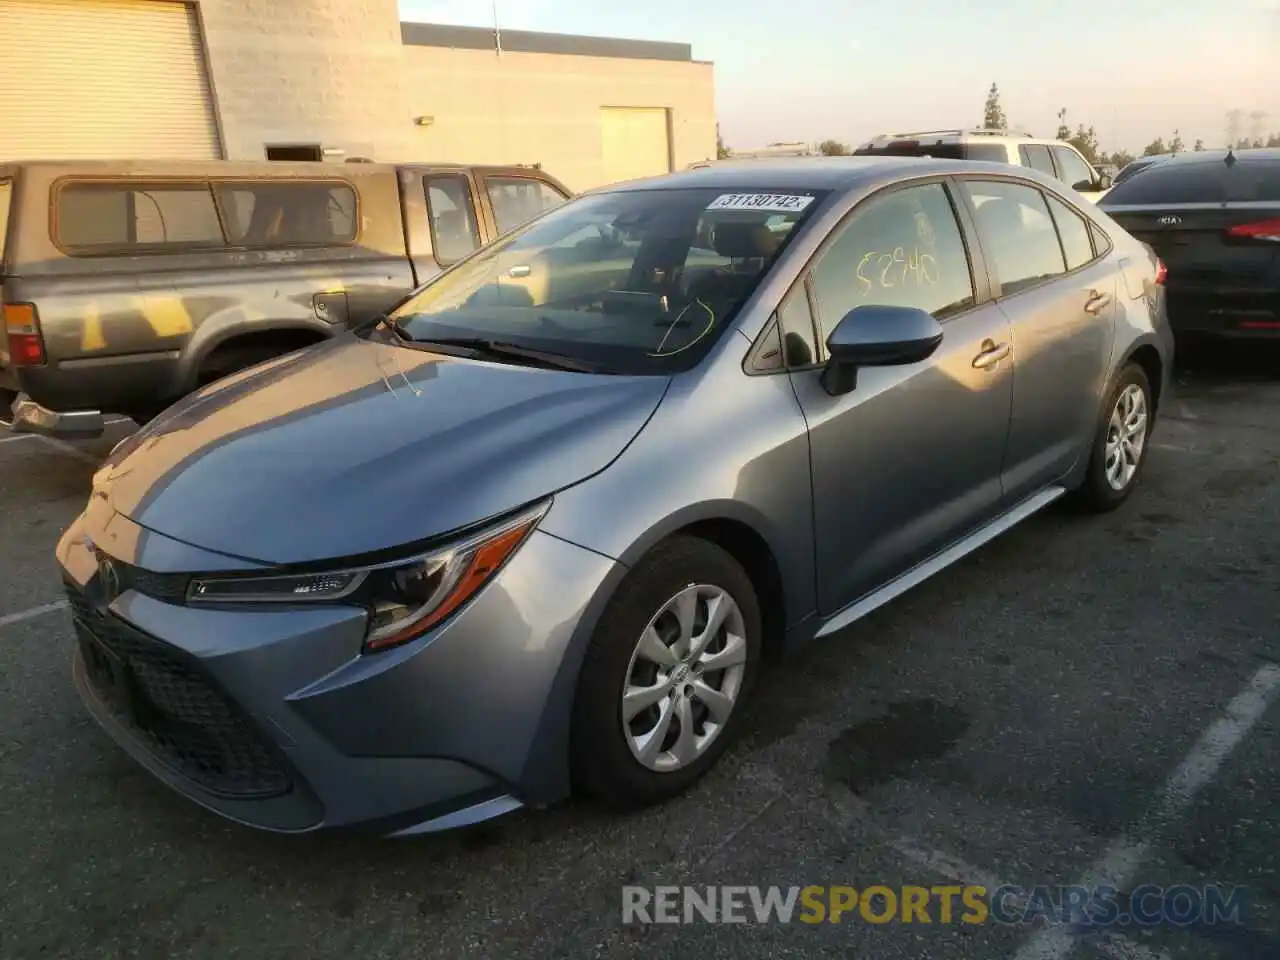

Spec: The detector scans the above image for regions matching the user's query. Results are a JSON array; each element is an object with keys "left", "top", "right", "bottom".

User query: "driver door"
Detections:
[{"left": 786, "top": 180, "right": 1015, "bottom": 615}]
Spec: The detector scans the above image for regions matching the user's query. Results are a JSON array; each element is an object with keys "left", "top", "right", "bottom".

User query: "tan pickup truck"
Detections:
[{"left": 0, "top": 159, "right": 571, "bottom": 437}]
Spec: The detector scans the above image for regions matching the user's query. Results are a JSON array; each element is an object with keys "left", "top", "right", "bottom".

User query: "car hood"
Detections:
[{"left": 97, "top": 334, "right": 669, "bottom": 565}]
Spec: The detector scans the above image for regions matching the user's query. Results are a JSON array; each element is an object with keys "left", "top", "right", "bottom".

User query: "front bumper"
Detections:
[
  {"left": 9, "top": 392, "right": 105, "bottom": 439},
  {"left": 57, "top": 510, "right": 619, "bottom": 835}
]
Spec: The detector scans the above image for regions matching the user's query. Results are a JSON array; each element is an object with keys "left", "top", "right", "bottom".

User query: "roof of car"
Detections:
[
  {"left": 589, "top": 155, "right": 959, "bottom": 193},
  {"left": 1157, "top": 148, "right": 1280, "bottom": 165}
]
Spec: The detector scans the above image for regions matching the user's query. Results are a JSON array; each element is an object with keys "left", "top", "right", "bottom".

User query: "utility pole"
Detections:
[{"left": 493, "top": 0, "right": 502, "bottom": 56}]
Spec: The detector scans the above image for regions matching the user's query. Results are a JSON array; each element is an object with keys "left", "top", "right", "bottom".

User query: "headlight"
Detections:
[{"left": 187, "top": 500, "right": 549, "bottom": 652}]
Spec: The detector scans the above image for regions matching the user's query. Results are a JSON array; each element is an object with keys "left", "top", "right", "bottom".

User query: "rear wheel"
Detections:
[
  {"left": 1072, "top": 363, "right": 1153, "bottom": 511},
  {"left": 571, "top": 536, "right": 761, "bottom": 809}
]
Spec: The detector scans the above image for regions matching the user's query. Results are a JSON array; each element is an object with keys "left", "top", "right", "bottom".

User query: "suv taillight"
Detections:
[
  {"left": 3, "top": 302, "right": 45, "bottom": 366},
  {"left": 1226, "top": 217, "right": 1280, "bottom": 242},
  {"left": 1154, "top": 259, "right": 1167, "bottom": 286}
]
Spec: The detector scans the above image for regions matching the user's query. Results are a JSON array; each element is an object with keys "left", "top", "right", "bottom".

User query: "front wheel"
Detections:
[
  {"left": 570, "top": 536, "right": 762, "bottom": 809},
  {"left": 1073, "top": 363, "right": 1153, "bottom": 511}
]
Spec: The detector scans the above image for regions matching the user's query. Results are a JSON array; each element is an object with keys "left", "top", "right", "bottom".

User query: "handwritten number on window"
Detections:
[{"left": 855, "top": 246, "right": 938, "bottom": 297}]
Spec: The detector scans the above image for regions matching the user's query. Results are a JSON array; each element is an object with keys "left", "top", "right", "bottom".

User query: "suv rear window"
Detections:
[
  {"left": 1103, "top": 157, "right": 1280, "bottom": 204},
  {"left": 855, "top": 142, "right": 965, "bottom": 159},
  {"left": 854, "top": 141, "right": 1008, "bottom": 162},
  {"left": 54, "top": 179, "right": 358, "bottom": 254}
]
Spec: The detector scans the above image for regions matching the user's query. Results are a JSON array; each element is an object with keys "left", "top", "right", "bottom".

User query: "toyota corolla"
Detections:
[{"left": 58, "top": 157, "right": 1173, "bottom": 835}]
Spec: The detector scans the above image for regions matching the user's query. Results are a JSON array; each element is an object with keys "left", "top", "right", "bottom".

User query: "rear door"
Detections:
[
  {"left": 1101, "top": 156, "right": 1280, "bottom": 335},
  {"left": 959, "top": 177, "right": 1117, "bottom": 501}
]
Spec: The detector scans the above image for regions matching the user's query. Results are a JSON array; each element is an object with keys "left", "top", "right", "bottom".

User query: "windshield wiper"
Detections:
[{"left": 407, "top": 336, "right": 599, "bottom": 373}]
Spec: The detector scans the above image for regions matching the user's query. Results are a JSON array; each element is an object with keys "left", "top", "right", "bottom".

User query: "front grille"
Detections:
[
  {"left": 94, "top": 549, "right": 190, "bottom": 603},
  {"left": 68, "top": 586, "right": 293, "bottom": 799}
]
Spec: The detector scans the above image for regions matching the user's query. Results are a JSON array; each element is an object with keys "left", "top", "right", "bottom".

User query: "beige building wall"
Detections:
[
  {"left": 193, "top": 0, "right": 417, "bottom": 161},
  {"left": 400, "top": 46, "right": 717, "bottom": 191}
]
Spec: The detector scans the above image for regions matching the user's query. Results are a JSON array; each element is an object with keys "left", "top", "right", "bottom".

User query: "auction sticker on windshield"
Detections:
[{"left": 708, "top": 193, "right": 815, "bottom": 213}]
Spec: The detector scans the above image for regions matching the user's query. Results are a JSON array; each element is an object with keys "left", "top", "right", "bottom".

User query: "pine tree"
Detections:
[{"left": 982, "top": 84, "right": 1007, "bottom": 130}]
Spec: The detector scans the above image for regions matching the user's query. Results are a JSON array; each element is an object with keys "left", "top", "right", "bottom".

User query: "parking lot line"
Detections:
[
  {"left": 0, "top": 600, "right": 68, "bottom": 630},
  {"left": 33, "top": 435, "right": 99, "bottom": 465},
  {"left": 1012, "top": 663, "right": 1280, "bottom": 960},
  {"left": 0, "top": 433, "right": 40, "bottom": 445}
]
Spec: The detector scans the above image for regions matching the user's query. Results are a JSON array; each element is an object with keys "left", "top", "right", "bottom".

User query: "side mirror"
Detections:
[{"left": 821, "top": 305, "right": 944, "bottom": 396}]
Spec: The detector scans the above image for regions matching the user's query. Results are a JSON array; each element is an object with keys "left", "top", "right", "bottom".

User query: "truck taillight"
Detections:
[
  {"left": 1226, "top": 217, "right": 1280, "bottom": 242},
  {"left": 3, "top": 302, "right": 45, "bottom": 366}
]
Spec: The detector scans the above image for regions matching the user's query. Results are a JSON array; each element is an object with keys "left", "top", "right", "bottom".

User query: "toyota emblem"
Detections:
[
  {"left": 1156, "top": 215, "right": 1182, "bottom": 226},
  {"left": 98, "top": 555, "right": 120, "bottom": 599}
]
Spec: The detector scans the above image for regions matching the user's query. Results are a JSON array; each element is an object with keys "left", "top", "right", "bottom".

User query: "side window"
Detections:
[
  {"left": 965, "top": 143, "right": 1011, "bottom": 163},
  {"left": 424, "top": 174, "right": 482, "bottom": 265},
  {"left": 56, "top": 182, "right": 223, "bottom": 254},
  {"left": 212, "top": 181, "right": 357, "bottom": 247},
  {"left": 485, "top": 176, "right": 569, "bottom": 235},
  {"left": 1018, "top": 144, "right": 1057, "bottom": 177},
  {"left": 777, "top": 283, "right": 819, "bottom": 367},
  {"left": 808, "top": 182, "right": 975, "bottom": 336},
  {"left": 1044, "top": 193, "right": 1095, "bottom": 270},
  {"left": 965, "top": 180, "right": 1067, "bottom": 295},
  {"left": 1050, "top": 146, "right": 1096, "bottom": 191}
]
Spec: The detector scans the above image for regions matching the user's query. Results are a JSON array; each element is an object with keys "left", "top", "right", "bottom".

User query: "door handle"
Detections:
[
  {"left": 1084, "top": 290, "right": 1112, "bottom": 315},
  {"left": 972, "top": 340, "right": 1011, "bottom": 369}
]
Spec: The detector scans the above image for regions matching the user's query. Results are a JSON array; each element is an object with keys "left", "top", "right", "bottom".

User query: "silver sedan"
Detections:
[{"left": 58, "top": 157, "right": 1173, "bottom": 835}]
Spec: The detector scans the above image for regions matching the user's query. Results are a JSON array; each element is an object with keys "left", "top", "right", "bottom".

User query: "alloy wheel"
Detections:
[
  {"left": 1104, "top": 383, "right": 1148, "bottom": 491},
  {"left": 621, "top": 584, "right": 748, "bottom": 772}
]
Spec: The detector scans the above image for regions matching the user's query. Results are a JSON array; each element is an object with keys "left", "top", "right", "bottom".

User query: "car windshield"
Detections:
[
  {"left": 386, "top": 186, "right": 827, "bottom": 375},
  {"left": 1103, "top": 156, "right": 1280, "bottom": 204}
]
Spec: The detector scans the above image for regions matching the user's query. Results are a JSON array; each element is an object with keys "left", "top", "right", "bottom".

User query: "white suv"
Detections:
[{"left": 852, "top": 129, "right": 1113, "bottom": 203}]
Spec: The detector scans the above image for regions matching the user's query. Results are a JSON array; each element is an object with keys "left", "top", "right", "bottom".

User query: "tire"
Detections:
[
  {"left": 1072, "top": 363, "right": 1153, "bottom": 512},
  {"left": 570, "top": 535, "right": 762, "bottom": 809}
]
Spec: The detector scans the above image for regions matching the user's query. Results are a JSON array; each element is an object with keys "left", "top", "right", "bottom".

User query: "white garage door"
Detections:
[
  {"left": 600, "top": 107, "right": 671, "bottom": 185},
  {"left": 0, "top": 0, "right": 220, "bottom": 159}
]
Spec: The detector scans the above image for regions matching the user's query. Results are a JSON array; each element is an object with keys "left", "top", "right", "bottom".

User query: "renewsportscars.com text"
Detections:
[{"left": 622, "top": 884, "right": 1249, "bottom": 927}]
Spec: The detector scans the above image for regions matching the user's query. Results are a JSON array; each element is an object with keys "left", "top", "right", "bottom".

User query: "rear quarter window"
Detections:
[
  {"left": 1103, "top": 158, "right": 1280, "bottom": 204},
  {"left": 0, "top": 181, "right": 11, "bottom": 261},
  {"left": 56, "top": 182, "right": 224, "bottom": 254},
  {"left": 54, "top": 179, "right": 359, "bottom": 255}
]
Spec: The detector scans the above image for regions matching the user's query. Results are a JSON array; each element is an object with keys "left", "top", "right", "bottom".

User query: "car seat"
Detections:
[{"left": 686, "top": 221, "right": 781, "bottom": 308}]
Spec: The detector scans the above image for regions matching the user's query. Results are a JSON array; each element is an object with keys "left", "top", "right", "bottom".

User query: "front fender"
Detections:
[{"left": 537, "top": 361, "right": 817, "bottom": 632}]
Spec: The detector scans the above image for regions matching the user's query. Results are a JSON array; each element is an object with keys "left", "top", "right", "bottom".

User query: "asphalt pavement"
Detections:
[{"left": 1, "top": 345, "right": 1278, "bottom": 960}]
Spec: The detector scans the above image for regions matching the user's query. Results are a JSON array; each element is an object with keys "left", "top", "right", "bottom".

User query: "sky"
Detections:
[{"left": 399, "top": 0, "right": 1280, "bottom": 156}]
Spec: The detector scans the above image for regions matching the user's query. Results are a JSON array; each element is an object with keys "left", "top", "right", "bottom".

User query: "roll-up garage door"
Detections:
[
  {"left": 0, "top": 0, "right": 220, "bottom": 159},
  {"left": 600, "top": 107, "right": 671, "bottom": 185}
]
